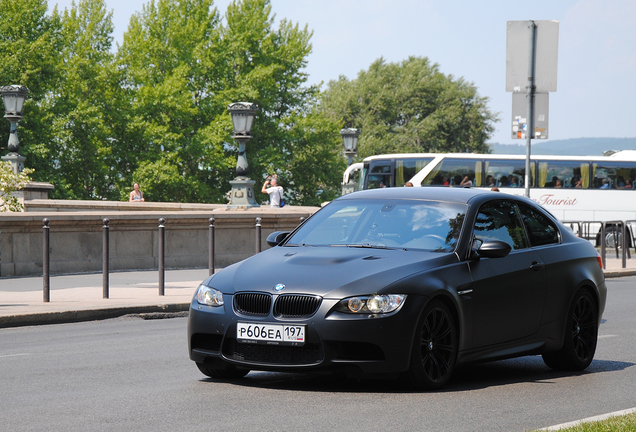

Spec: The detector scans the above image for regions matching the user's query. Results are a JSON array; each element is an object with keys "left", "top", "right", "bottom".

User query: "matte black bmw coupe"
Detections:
[{"left": 188, "top": 187, "right": 607, "bottom": 389}]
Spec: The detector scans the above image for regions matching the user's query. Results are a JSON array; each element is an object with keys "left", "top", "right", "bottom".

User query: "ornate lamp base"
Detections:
[
  {"left": 226, "top": 177, "right": 260, "bottom": 209},
  {"left": 1, "top": 152, "right": 26, "bottom": 174}
]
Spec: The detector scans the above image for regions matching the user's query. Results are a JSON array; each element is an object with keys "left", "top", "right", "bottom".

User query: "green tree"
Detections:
[
  {"left": 219, "top": 0, "right": 343, "bottom": 205},
  {"left": 0, "top": 0, "right": 345, "bottom": 205},
  {"left": 0, "top": 0, "right": 61, "bottom": 184},
  {"left": 116, "top": 0, "right": 237, "bottom": 202},
  {"left": 319, "top": 56, "right": 499, "bottom": 159},
  {"left": 45, "top": 0, "right": 119, "bottom": 199},
  {"left": 280, "top": 110, "right": 345, "bottom": 205},
  {"left": 116, "top": 0, "right": 344, "bottom": 204}
]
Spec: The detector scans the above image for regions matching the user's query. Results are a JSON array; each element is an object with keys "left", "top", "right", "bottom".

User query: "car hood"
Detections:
[{"left": 205, "top": 246, "right": 459, "bottom": 298}]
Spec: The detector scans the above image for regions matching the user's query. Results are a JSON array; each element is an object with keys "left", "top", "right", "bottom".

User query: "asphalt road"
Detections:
[{"left": 1, "top": 277, "right": 635, "bottom": 432}]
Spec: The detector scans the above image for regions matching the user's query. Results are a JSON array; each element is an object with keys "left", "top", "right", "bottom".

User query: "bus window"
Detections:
[
  {"left": 484, "top": 159, "right": 532, "bottom": 188},
  {"left": 395, "top": 158, "right": 433, "bottom": 187},
  {"left": 366, "top": 161, "right": 392, "bottom": 189},
  {"left": 592, "top": 162, "right": 636, "bottom": 189},
  {"left": 423, "top": 158, "right": 482, "bottom": 187},
  {"left": 536, "top": 161, "right": 590, "bottom": 189}
]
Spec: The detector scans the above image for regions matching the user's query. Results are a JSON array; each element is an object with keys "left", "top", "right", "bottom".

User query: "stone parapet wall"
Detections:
[
  {"left": 0, "top": 206, "right": 319, "bottom": 277},
  {"left": 23, "top": 199, "right": 230, "bottom": 212}
]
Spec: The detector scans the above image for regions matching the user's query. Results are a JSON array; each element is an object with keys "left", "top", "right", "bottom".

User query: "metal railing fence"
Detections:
[{"left": 39, "top": 216, "right": 305, "bottom": 302}]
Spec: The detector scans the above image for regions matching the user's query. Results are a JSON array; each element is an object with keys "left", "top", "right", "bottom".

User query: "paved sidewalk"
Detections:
[
  {"left": 0, "top": 258, "right": 634, "bottom": 329},
  {"left": 602, "top": 255, "right": 636, "bottom": 278},
  {"left": 0, "top": 268, "right": 209, "bottom": 328}
]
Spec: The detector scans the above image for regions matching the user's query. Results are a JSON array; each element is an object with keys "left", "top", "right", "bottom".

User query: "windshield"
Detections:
[
  {"left": 286, "top": 199, "right": 467, "bottom": 252},
  {"left": 357, "top": 165, "right": 368, "bottom": 191}
]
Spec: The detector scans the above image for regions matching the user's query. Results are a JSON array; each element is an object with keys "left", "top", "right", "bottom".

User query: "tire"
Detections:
[
  {"left": 605, "top": 229, "right": 621, "bottom": 249},
  {"left": 596, "top": 226, "right": 633, "bottom": 248},
  {"left": 542, "top": 289, "right": 598, "bottom": 371},
  {"left": 196, "top": 361, "right": 250, "bottom": 379},
  {"left": 404, "top": 300, "right": 458, "bottom": 390}
]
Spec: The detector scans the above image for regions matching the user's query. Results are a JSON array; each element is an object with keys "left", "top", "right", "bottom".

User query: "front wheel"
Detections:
[
  {"left": 196, "top": 361, "right": 250, "bottom": 379},
  {"left": 404, "top": 300, "right": 458, "bottom": 390},
  {"left": 542, "top": 289, "right": 598, "bottom": 371}
]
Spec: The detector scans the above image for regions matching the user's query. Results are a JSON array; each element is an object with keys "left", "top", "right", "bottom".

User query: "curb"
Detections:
[
  {"left": 0, "top": 303, "right": 190, "bottom": 329},
  {"left": 603, "top": 270, "right": 636, "bottom": 278},
  {"left": 539, "top": 407, "right": 636, "bottom": 430}
]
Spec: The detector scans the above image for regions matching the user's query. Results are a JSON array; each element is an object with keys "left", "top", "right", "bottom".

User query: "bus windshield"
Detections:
[{"left": 361, "top": 156, "right": 434, "bottom": 189}]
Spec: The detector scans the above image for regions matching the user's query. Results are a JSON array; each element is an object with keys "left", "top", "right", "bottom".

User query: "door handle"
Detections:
[{"left": 530, "top": 261, "right": 545, "bottom": 271}]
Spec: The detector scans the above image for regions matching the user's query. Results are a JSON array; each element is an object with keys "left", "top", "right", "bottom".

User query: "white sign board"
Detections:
[
  {"left": 511, "top": 93, "right": 549, "bottom": 139},
  {"left": 506, "top": 20, "right": 559, "bottom": 93}
]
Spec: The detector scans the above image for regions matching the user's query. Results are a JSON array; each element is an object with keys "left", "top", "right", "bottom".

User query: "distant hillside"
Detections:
[{"left": 489, "top": 137, "right": 636, "bottom": 156}]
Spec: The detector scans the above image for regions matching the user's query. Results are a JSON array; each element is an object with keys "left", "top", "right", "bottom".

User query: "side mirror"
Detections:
[
  {"left": 266, "top": 231, "right": 290, "bottom": 247},
  {"left": 476, "top": 239, "right": 512, "bottom": 258}
]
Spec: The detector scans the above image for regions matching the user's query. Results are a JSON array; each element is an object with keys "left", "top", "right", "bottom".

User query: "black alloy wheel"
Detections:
[
  {"left": 543, "top": 289, "right": 598, "bottom": 371},
  {"left": 405, "top": 300, "right": 458, "bottom": 390}
]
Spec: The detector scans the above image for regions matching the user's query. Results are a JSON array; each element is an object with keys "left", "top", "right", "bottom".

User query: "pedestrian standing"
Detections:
[{"left": 261, "top": 175, "right": 284, "bottom": 208}]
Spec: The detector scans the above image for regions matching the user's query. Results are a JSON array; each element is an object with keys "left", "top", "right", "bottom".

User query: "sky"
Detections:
[{"left": 48, "top": 0, "right": 636, "bottom": 145}]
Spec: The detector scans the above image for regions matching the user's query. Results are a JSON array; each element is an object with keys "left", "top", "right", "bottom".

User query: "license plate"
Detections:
[{"left": 237, "top": 322, "right": 305, "bottom": 346}]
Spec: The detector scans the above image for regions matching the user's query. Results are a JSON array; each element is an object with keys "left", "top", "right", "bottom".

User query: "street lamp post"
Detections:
[
  {"left": 1, "top": 85, "right": 29, "bottom": 173},
  {"left": 340, "top": 128, "right": 360, "bottom": 195},
  {"left": 227, "top": 102, "right": 259, "bottom": 209}
]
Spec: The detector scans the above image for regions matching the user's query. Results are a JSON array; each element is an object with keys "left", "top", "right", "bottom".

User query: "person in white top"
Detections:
[
  {"left": 129, "top": 182, "right": 145, "bottom": 202},
  {"left": 261, "top": 175, "right": 284, "bottom": 207}
]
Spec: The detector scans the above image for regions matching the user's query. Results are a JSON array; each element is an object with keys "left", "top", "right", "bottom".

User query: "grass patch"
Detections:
[{"left": 533, "top": 411, "right": 636, "bottom": 431}]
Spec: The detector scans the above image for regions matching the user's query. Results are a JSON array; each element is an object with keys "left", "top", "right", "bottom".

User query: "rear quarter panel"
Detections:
[{"left": 533, "top": 238, "right": 605, "bottom": 327}]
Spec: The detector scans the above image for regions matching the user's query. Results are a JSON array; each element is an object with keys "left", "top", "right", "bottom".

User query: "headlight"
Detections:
[
  {"left": 197, "top": 284, "right": 224, "bottom": 307},
  {"left": 338, "top": 294, "right": 406, "bottom": 314}
]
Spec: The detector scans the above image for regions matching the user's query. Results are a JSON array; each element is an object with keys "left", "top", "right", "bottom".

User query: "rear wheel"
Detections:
[
  {"left": 196, "top": 361, "right": 250, "bottom": 379},
  {"left": 405, "top": 300, "right": 458, "bottom": 390},
  {"left": 542, "top": 289, "right": 598, "bottom": 371}
]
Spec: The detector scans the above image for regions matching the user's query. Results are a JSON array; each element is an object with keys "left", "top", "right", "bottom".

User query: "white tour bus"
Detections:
[{"left": 343, "top": 150, "right": 636, "bottom": 224}]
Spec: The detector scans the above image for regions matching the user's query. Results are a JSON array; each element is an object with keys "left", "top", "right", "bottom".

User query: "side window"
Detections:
[
  {"left": 517, "top": 204, "right": 559, "bottom": 246},
  {"left": 536, "top": 161, "right": 589, "bottom": 189},
  {"left": 473, "top": 201, "right": 528, "bottom": 250},
  {"left": 484, "top": 159, "right": 531, "bottom": 188},
  {"left": 395, "top": 158, "right": 433, "bottom": 187},
  {"left": 592, "top": 161, "right": 636, "bottom": 189},
  {"left": 424, "top": 158, "right": 482, "bottom": 187}
]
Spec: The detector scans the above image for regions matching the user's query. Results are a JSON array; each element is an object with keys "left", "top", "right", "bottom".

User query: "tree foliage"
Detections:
[
  {"left": 0, "top": 0, "right": 61, "bottom": 187},
  {"left": 319, "top": 56, "right": 499, "bottom": 159},
  {"left": 113, "top": 0, "right": 344, "bottom": 204},
  {"left": 47, "top": 0, "right": 119, "bottom": 199},
  {"left": 0, "top": 0, "right": 344, "bottom": 205},
  {"left": 0, "top": 162, "right": 33, "bottom": 211},
  {"left": 0, "top": 3, "right": 498, "bottom": 205}
]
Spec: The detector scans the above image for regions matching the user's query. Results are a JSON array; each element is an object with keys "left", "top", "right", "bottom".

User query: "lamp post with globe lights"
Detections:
[
  {"left": 226, "top": 102, "right": 259, "bottom": 209},
  {"left": 1, "top": 85, "right": 29, "bottom": 174},
  {"left": 340, "top": 128, "right": 360, "bottom": 195}
]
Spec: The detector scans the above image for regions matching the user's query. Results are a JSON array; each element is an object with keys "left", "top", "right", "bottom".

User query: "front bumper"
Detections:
[{"left": 187, "top": 293, "right": 427, "bottom": 375}]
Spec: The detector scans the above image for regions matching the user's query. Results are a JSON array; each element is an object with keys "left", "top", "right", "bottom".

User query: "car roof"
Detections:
[{"left": 336, "top": 187, "right": 495, "bottom": 204}]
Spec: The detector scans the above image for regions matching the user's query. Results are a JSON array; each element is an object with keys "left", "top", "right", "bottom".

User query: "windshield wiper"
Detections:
[{"left": 345, "top": 244, "right": 392, "bottom": 250}]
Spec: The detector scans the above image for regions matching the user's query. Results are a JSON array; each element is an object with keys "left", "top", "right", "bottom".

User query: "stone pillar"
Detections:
[{"left": 227, "top": 177, "right": 259, "bottom": 209}]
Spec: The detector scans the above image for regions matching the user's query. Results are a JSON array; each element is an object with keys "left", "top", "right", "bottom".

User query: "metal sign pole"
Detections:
[{"left": 525, "top": 21, "right": 537, "bottom": 198}]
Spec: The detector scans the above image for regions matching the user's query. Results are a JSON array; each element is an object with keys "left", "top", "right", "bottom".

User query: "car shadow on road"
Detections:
[
  {"left": 200, "top": 356, "right": 635, "bottom": 394},
  {"left": 445, "top": 356, "right": 634, "bottom": 392}
]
